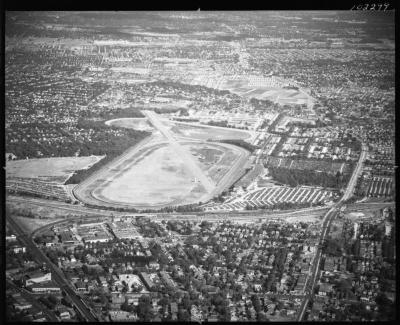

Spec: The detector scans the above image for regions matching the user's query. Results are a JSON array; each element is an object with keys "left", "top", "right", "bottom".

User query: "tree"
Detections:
[
  {"left": 251, "top": 295, "right": 261, "bottom": 313},
  {"left": 181, "top": 294, "right": 191, "bottom": 310},
  {"left": 131, "top": 283, "right": 143, "bottom": 293},
  {"left": 178, "top": 309, "right": 190, "bottom": 321},
  {"left": 257, "top": 311, "right": 269, "bottom": 321},
  {"left": 137, "top": 295, "right": 153, "bottom": 321}
]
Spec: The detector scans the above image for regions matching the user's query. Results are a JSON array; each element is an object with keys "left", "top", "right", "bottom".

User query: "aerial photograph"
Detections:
[{"left": 4, "top": 10, "right": 396, "bottom": 322}]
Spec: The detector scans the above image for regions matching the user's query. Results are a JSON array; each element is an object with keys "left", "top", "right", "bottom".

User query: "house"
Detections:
[
  {"left": 191, "top": 305, "right": 202, "bottom": 322},
  {"left": 13, "top": 246, "right": 26, "bottom": 254},
  {"left": 318, "top": 283, "right": 333, "bottom": 296},
  {"left": 13, "top": 298, "right": 32, "bottom": 311},
  {"left": 159, "top": 271, "right": 176, "bottom": 289},
  {"left": 148, "top": 261, "right": 160, "bottom": 270},
  {"left": 98, "top": 276, "right": 107, "bottom": 287},
  {"left": 112, "top": 294, "right": 125, "bottom": 305},
  {"left": 254, "top": 283, "right": 262, "bottom": 292},
  {"left": 108, "top": 310, "right": 138, "bottom": 322},
  {"left": 208, "top": 312, "right": 219, "bottom": 322},
  {"left": 56, "top": 307, "right": 71, "bottom": 320},
  {"left": 75, "top": 281, "right": 86, "bottom": 292},
  {"left": 170, "top": 302, "right": 178, "bottom": 320},
  {"left": 6, "top": 234, "right": 17, "bottom": 242}
]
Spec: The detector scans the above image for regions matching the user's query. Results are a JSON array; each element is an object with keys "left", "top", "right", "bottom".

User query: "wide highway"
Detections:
[{"left": 7, "top": 194, "right": 330, "bottom": 225}]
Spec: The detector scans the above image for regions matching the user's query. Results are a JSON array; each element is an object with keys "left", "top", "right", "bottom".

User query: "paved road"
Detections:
[
  {"left": 6, "top": 215, "right": 98, "bottom": 322},
  {"left": 7, "top": 140, "right": 370, "bottom": 323},
  {"left": 7, "top": 194, "right": 330, "bottom": 234},
  {"left": 342, "top": 143, "right": 369, "bottom": 201},
  {"left": 297, "top": 143, "right": 368, "bottom": 321},
  {"left": 144, "top": 110, "right": 215, "bottom": 193}
]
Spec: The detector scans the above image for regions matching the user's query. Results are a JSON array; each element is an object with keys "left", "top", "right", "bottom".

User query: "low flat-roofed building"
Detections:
[
  {"left": 29, "top": 281, "right": 61, "bottom": 294},
  {"left": 159, "top": 271, "right": 176, "bottom": 289},
  {"left": 13, "top": 297, "right": 32, "bottom": 311},
  {"left": 139, "top": 272, "right": 155, "bottom": 290},
  {"left": 108, "top": 310, "right": 138, "bottom": 322},
  {"left": 109, "top": 221, "right": 142, "bottom": 239},
  {"left": 59, "top": 231, "right": 79, "bottom": 245},
  {"left": 318, "top": 283, "right": 333, "bottom": 296},
  {"left": 6, "top": 234, "right": 17, "bottom": 242}
]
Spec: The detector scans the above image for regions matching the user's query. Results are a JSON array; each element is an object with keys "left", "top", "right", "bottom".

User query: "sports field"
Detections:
[
  {"left": 98, "top": 143, "right": 207, "bottom": 207},
  {"left": 75, "top": 140, "right": 247, "bottom": 209},
  {"left": 169, "top": 121, "right": 251, "bottom": 141},
  {"left": 73, "top": 113, "right": 251, "bottom": 209},
  {"left": 186, "top": 142, "right": 244, "bottom": 183},
  {"left": 105, "top": 118, "right": 154, "bottom": 132}
]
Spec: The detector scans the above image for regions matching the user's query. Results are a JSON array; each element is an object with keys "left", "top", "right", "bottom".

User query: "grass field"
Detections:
[
  {"left": 97, "top": 143, "right": 208, "bottom": 207},
  {"left": 169, "top": 122, "right": 251, "bottom": 141},
  {"left": 105, "top": 118, "right": 154, "bottom": 131},
  {"left": 73, "top": 136, "right": 248, "bottom": 210},
  {"left": 90, "top": 141, "right": 244, "bottom": 208},
  {"left": 185, "top": 142, "right": 243, "bottom": 183},
  {"left": 6, "top": 156, "right": 104, "bottom": 183},
  {"left": 188, "top": 144, "right": 224, "bottom": 167},
  {"left": 72, "top": 112, "right": 251, "bottom": 210}
]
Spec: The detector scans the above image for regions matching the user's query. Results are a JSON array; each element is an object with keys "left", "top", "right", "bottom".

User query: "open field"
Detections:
[
  {"left": 97, "top": 143, "right": 207, "bottom": 207},
  {"left": 144, "top": 110, "right": 216, "bottom": 193},
  {"left": 76, "top": 140, "right": 247, "bottom": 209},
  {"left": 73, "top": 118, "right": 251, "bottom": 209},
  {"left": 6, "top": 197, "right": 89, "bottom": 220},
  {"left": 105, "top": 118, "right": 154, "bottom": 132},
  {"left": 14, "top": 216, "right": 65, "bottom": 233},
  {"left": 6, "top": 156, "right": 104, "bottom": 183},
  {"left": 168, "top": 121, "right": 252, "bottom": 141},
  {"left": 185, "top": 142, "right": 245, "bottom": 184},
  {"left": 73, "top": 111, "right": 252, "bottom": 210},
  {"left": 6, "top": 156, "right": 104, "bottom": 202}
]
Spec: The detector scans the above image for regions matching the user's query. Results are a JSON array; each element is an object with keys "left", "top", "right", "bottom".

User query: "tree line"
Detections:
[
  {"left": 217, "top": 139, "right": 257, "bottom": 153},
  {"left": 267, "top": 166, "right": 348, "bottom": 189}
]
